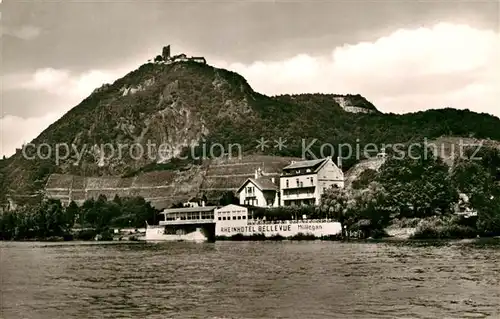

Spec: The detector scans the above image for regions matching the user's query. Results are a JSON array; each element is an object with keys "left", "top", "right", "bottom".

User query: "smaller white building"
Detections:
[
  {"left": 236, "top": 169, "right": 279, "bottom": 207},
  {"left": 214, "top": 204, "right": 249, "bottom": 223}
]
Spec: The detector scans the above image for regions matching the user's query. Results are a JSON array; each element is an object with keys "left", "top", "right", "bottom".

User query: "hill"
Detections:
[{"left": 2, "top": 49, "right": 500, "bottom": 207}]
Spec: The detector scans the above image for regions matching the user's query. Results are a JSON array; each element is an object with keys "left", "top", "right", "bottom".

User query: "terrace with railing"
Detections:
[{"left": 247, "top": 218, "right": 337, "bottom": 225}]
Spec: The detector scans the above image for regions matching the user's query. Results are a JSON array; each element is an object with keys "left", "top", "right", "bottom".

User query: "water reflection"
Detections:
[{"left": 1, "top": 240, "right": 499, "bottom": 319}]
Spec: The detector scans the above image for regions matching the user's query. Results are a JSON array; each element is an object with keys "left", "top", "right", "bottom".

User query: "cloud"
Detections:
[
  {"left": 214, "top": 22, "right": 500, "bottom": 117},
  {"left": 1, "top": 66, "right": 133, "bottom": 157},
  {"left": 0, "top": 25, "right": 42, "bottom": 40},
  {"left": 0, "top": 113, "right": 62, "bottom": 158},
  {"left": 4, "top": 67, "right": 125, "bottom": 98}
]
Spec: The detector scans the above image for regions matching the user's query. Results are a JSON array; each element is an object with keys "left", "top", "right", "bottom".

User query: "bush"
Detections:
[
  {"left": 319, "top": 234, "right": 342, "bottom": 241},
  {"left": 74, "top": 229, "right": 98, "bottom": 241},
  {"left": 411, "top": 216, "right": 478, "bottom": 239},
  {"left": 289, "top": 233, "right": 316, "bottom": 241},
  {"left": 390, "top": 217, "right": 421, "bottom": 228},
  {"left": 98, "top": 229, "right": 114, "bottom": 241},
  {"left": 269, "top": 234, "right": 285, "bottom": 241},
  {"left": 369, "top": 229, "right": 390, "bottom": 239}
]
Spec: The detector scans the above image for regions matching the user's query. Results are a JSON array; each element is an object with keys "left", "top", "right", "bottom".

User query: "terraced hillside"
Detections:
[
  {"left": 44, "top": 155, "right": 298, "bottom": 209},
  {"left": 45, "top": 167, "right": 204, "bottom": 209}
]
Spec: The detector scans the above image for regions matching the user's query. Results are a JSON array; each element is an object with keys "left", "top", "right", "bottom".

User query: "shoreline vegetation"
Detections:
[{"left": 0, "top": 195, "right": 158, "bottom": 242}]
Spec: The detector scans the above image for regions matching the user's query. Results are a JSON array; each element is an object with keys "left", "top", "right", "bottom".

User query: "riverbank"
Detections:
[
  {"left": 3, "top": 215, "right": 499, "bottom": 243},
  {"left": 2, "top": 235, "right": 500, "bottom": 247}
]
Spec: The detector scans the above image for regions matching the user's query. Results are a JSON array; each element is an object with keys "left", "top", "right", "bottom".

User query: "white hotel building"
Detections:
[{"left": 279, "top": 157, "right": 344, "bottom": 206}]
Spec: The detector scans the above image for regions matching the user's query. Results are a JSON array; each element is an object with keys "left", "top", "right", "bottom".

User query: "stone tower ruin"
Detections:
[{"left": 162, "top": 45, "right": 171, "bottom": 61}]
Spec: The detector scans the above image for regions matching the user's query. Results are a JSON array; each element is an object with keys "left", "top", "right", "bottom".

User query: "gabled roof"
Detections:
[
  {"left": 251, "top": 178, "right": 278, "bottom": 191},
  {"left": 236, "top": 177, "right": 278, "bottom": 193},
  {"left": 283, "top": 158, "right": 328, "bottom": 170}
]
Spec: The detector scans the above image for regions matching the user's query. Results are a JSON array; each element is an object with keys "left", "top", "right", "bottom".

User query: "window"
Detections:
[
  {"left": 218, "top": 217, "right": 221, "bottom": 220},
  {"left": 286, "top": 180, "right": 289, "bottom": 188},
  {"left": 299, "top": 181, "right": 303, "bottom": 187},
  {"left": 242, "top": 216, "right": 246, "bottom": 219},
  {"left": 223, "top": 217, "right": 227, "bottom": 220},
  {"left": 296, "top": 178, "right": 299, "bottom": 187},
  {"left": 310, "top": 177, "right": 314, "bottom": 185},
  {"left": 238, "top": 216, "right": 241, "bottom": 220},
  {"left": 232, "top": 216, "right": 237, "bottom": 220}
]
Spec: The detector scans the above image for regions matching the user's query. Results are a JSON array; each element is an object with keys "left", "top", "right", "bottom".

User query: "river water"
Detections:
[{"left": 1, "top": 240, "right": 499, "bottom": 319}]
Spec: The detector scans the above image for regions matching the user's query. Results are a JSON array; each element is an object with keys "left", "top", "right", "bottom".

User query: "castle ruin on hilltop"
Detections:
[{"left": 153, "top": 45, "right": 206, "bottom": 65}]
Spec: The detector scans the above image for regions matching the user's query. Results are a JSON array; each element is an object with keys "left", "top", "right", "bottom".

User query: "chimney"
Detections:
[
  {"left": 337, "top": 156, "right": 342, "bottom": 169},
  {"left": 255, "top": 167, "right": 263, "bottom": 179},
  {"left": 201, "top": 200, "right": 205, "bottom": 207},
  {"left": 271, "top": 177, "right": 276, "bottom": 184}
]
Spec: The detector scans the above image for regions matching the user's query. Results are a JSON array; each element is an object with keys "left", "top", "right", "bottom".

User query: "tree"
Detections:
[
  {"left": 475, "top": 194, "right": 500, "bottom": 236},
  {"left": 452, "top": 151, "right": 500, "bottom": 236},
  {"left": 350, "top": 182, "right": 392, "bottom": 238},
  {"left": 112, "top": 194, "right": 122, "bottom": 206},
  {"left": 320, "top": 187, "right": 357, "bottom": 238},
  {"left": 64, "top": 201, "right": 79, "bottom": 231},
  {"left": 80, "top": 198, "right": 97, "bottom": 227},
  {"left": 352, "top": 169, "right": 377, "bottom": 190},
  {"left": 377, "top": 147, "right": 458, "bottom": 218},
  {"left": 171, "top": 202, "right": 184, "bottom": 208},
  {"left": 120, "top": 197, "right": 158, "bottom": 228},
  {"left": 219, "top": 191, "right": 238, "bottom": 206},
  {"left": 34, "top": 199, "right": 66, "bottom": 238}
]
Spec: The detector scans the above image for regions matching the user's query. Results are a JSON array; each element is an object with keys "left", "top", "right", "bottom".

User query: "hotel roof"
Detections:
[
  {"left": 161, "top": 206, "right": 218, "bottom": 214},
  {"left": 236, "top": 177, "right": 278, "bottom": 193},
  {"left": 282, "top": 158, "right": 327, "bottom": 170}
]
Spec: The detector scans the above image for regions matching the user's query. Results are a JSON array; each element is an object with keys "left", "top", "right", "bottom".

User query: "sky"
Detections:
[{"left": 1, "top": 0, "right": 499, "bottom": 157}]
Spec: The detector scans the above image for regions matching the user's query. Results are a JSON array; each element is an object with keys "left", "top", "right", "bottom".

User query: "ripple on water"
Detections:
[{"left": 1, "top": 240, "right": 500, "bottom": 319}]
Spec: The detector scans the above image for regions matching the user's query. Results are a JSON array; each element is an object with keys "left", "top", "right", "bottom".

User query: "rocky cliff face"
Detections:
[
  {"left": 36, "top": 62, "right": 254, "bottom": 171},
  {"left": 333, "top": 96, "right": 376, "bottom": 114}
]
